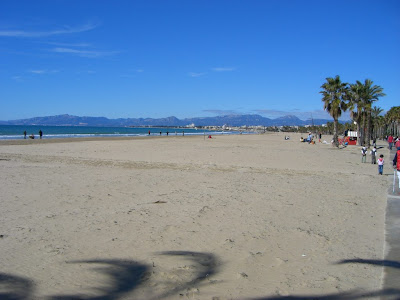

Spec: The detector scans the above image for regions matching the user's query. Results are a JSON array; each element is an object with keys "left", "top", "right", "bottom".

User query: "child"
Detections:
[
  {"left": 361, "top": 146, "right": 367, "bottom": 163},
  {"left": 378, "top": 154, "right": 384, "bottom": 175},
  {"left": 370, "top": 147, "right": 377, "bottom": 164}
]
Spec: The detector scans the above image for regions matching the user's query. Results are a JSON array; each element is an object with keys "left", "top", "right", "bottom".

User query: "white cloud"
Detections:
[
  {"left": 0, "top": 22, "right": 98, "bottom": 38},
  {"left": 28, "top": 69, "right": 59, "bottom": 74},
  {"left": 189, "top": 72, "right": 207, "bottom": 77},
  {"left": 212, "top": 67, "right": 235, "bottom": 72},
  {"left": 51, "top": 47, "right": 118, "bottom": 58}
]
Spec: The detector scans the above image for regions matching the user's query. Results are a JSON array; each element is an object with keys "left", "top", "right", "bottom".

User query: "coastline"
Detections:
[{"left": 0, "top": 133, "right": 390, "bottom": 299}]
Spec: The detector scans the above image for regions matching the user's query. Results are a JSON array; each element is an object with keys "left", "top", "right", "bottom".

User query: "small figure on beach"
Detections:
[
  {"left": 167, "top": 131, "right": 169, "bottom": 136},
  {"left": 29, "top": 134, "right": 35, "bottom": 139},
  {"left": 23, "top": 131, "right": 27, "bottom": 139},
  {"left": 319, "top": 132, "right": 322, "bottom": 143},
  {"left": 361, "top": 146, "right": 367, "bottom": 163},
  {"left": 148, "top": 130, "right": 151, "bottom": 136},
  {"left": 378, "top": 154, "right": 384, "bottom": 175},
  {"left": 388, "top": 135, "right": 393, "bottom": 150},
  {"left": 395, "top": 137, "right": 400, "bottom": 150},
  {"left": 160, "top": 131, "right": 162, "bottom": 136},
  {"left": 370, "top": 147, "right": 377, "bottom": 164},
  {"left": 393, "top": 149, "right": 400, "bottom": 188},
  {"left": 182, "top": 131, "right": 184, "bottom": 136},
  {"left": 39, "top": 130, "right": 43, "bottom": 139},
  {"left": 284, "top": 136, "right": 290, "bottom": 140}
]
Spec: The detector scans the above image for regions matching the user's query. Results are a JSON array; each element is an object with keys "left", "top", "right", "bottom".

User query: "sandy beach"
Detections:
[{"left": 0, "top": 133, "right": 391, "bottom": 299}]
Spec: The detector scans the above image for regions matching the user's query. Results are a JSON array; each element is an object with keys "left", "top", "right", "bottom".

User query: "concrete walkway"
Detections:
[{"left": 382, "top": 147, "right": 400, "bottom": 299}]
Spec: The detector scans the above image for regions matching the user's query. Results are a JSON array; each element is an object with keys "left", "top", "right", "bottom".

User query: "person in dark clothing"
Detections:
[{"left": 39, "top": 130, "right": 43, "bottom": 139}]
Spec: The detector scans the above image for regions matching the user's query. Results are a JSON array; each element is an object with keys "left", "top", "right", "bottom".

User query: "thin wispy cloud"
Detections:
[
  {"left": 253, "top": 109, "right": 351, "bottom": 120},
  {"left": 45, "top": 42, "right": 92, "bottom": 47},
  {"left": 28, "top": 69, "right": 59, "bottom": 74},
  {"left": 51, "top": 47, "right": 118, "bottom": 58},
  {"left": 212, "top": 67, "right": 235, "bottom": 72},
  {"left": 0, "top": 22, "right": 98, "bottom": 38},
  {"left": 189, "top": 72, "right": 207, "bottom": 77}
]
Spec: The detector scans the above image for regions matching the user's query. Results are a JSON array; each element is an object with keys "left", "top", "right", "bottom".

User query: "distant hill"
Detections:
[{"left": 1, "top": 114, "right": 348, "bottom": 127}]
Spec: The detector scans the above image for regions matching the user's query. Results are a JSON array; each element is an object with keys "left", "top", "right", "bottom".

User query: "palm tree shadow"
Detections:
[
  {"left": 50, "top": 259, "right": 149, "bottom": 300},
  {"left": 0, "top": 272, "right": 35, "bottom": 300},
  {"left": 251, "top": 288, "right": 400, "bottom": 300},
  {"left": 337, "top": 258, "right": 400, "bottom": 269},
  {"left": 155, "top": 251, "right": 220, "bottom": 298}
]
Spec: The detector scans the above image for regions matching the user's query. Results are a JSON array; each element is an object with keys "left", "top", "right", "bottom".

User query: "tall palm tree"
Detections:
[
  {"left": 320, "top": 75, "right": 348, "bottom": 147},
  {"left": 385, "top": 106, "right": 400, "bottom": 136},
  {"left": 347, "top": 82, "right": 364, "bottom": 145},
  {"left": 371, "top": 106, "right": 384, "bottom": 140},
  {"left": 361, "top": 80, "right": 385, "bottom": 146}
]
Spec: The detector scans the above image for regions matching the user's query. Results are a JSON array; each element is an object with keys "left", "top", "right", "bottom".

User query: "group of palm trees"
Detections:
[{"left": 320, "top": 75, "right": 398, "bottom": 147}]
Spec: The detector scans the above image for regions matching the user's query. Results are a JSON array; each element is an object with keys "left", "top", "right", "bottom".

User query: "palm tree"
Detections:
[
  {"left": 371, "top": 106, "right": 384, "bottom": 140},
  {"left": 357, "top": 79, "right": 385, "bottom": 146},
  {"left": 385, "top": 106, "right": 400, "bottom": 136},
  {"left": 320, "top": 75, "right": 348, "bottom": 147},
  {"left": 347, "top": 82, "right": 364, "bottom": 145}
]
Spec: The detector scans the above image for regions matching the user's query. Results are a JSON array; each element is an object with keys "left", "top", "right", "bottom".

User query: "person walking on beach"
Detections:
[
  {"left": 370, "top": 147, "right": 377, "bottom": 164},
  {"left": 39, "top": 130, "right": 43, "bottom": 139},
  {"left": 148, "top": 130, "right": 151, "bottom": 136},
  {"left": 23, "top": 130, "right": 27, "bottom": 139},
  {"left": 378, "top": 154, "right": 384, "bottom": 175},
  {"left": 388, "top": 135, "right": 394, "bottom": 150},
  {"left": 361, "top": 146, "right": 367, "bottom": 163},
  {"left": 395, "top": 137, "right": 400, "bottom": 150},
  {"left": 393, "top": 149, "right": 400, "bottom": 188}
]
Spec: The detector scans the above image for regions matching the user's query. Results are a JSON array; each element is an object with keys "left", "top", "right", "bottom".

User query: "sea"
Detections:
[{"left": 0, "top": 125, "right": 242, "bottom": 140}]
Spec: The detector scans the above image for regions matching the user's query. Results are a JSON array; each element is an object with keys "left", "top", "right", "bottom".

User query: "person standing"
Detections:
[
  {"left": 393, "top": 148, "right": 400, "bottom": 189},
  {"left": 370, "top": 147, "right": 377, "bottom": 164},
  {"left": 39, "top": 130, "right": 43, "bottom": 139},
  {"left": 388, "top": 135, "right": 394, "bottom": 150},
  {"left": 395, "top": 137, "right": 400, "bottom": 150},
  {"left": 23, "top": 131, "right": 27, "bottom": 139},
  {"left": 378, "top": 154, "right": 384, "bottom": 175},
  {"left": 361, "top": 146, "right": 367, "bottom": 163}
]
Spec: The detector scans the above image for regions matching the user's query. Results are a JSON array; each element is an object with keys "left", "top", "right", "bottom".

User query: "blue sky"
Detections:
[{"left": 1, "top": 0, "right": 399, "bottom": 121}]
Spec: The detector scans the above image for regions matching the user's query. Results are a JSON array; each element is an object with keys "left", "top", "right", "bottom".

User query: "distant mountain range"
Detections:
[{"left": 0, "top": 114, "right": 348, "bottom": 127}]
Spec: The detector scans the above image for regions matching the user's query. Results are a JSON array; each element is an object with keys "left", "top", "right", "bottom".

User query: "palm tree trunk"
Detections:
[
  {"left": 333, "top": 118, "right": 339, "bottom": 147},
  {"left": 366, "top": 111, "right": 372, "bottom": 147},
  {"left": 357, "top": 123, "right": 362, "bottom": 146}
]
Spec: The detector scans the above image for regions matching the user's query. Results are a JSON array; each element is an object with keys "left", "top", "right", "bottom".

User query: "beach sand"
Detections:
[{"left": 0, "top": 133, "right": 391, "bottom": 299}]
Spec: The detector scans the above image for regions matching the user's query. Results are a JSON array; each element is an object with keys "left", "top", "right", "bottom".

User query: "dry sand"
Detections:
[{"left": 0, "top": 133, "right": 391, "bottom": 299}]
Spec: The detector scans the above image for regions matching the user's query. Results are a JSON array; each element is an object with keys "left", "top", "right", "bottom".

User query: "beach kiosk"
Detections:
[{"left": 339, "top": 130, "right": 357, "bottom": 145}]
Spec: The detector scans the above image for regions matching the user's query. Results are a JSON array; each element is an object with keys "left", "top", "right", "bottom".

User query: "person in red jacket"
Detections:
[
  {"left": 394, "top": 148, "right": 400, "bottom": 189},
  {"left": 388, "top": 135, "right": 394, "bottom": 150},
  {"left": 395, "top": 137, "right": 400, "bottom": 150}
]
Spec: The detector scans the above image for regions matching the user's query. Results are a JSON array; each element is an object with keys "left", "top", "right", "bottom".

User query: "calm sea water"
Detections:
[{"left": 0, "top": 125, "right": 238, "bottom": 140}]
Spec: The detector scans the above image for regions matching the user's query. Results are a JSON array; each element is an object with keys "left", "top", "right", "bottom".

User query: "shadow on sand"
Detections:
[
  {"left": 1, "top": 256, "right": 399, "bottom": 299},
  {"left": 0, "top": 251, "right": 219, "bottom": 300}
]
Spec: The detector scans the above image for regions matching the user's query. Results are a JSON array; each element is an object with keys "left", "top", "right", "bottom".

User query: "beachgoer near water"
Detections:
[
  {"left": 378, "top": 154, "right": 384, "bottom": 175},
  {"left": 148, "top": 130, "right": 151, "bottom": 136},
  {"left": 361, "top": 146, "right": 367, "bottom": 163},
  {"left": 24, "top": 131, "right": 27, "bottom": 139},
  {"left": 39, "top": 130, "right": 43, "bottom": 139},
  {"left": 29, "top": 134, "right": 35, "bottom": 139}
]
